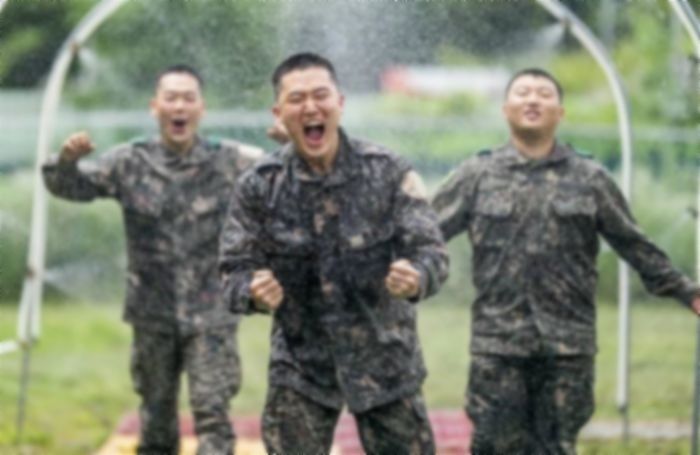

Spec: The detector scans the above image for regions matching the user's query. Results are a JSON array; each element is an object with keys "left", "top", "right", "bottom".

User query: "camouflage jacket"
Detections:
[
  {"left": 432, "top": 141, "right": 699, "bottom": 356},
  {"left": 219, "top": 130, "right": 448, "bottom": 413},
  {"left": 43, "top": 136, "right": 262, "bottom": 334}
]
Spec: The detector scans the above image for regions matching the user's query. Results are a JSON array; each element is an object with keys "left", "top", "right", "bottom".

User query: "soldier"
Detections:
[
  {"left": 431, "top": 67, "right": 700, "bottom": 454},
  {"left": 219, "top": 52, "right": 449, "bottom": 454},
  {"left": 42, "top": 64, "right": 263, "bottom": 455}
]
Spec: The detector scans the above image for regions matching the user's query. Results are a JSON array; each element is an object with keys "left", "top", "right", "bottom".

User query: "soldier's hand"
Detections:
[
  {"left": 692, "top": 296, "right": 700, "bottom": 317},
  {"left": 385, "top": 259, "right": 421, "bottom": 299},
  {"left": 267, "top": 118, "right": 289, "bottom": 144},
  {"left": 250, "top": 269, "right": 284, "bottom": 310},
  {"left": 60, "top": 131, "right": 95, "bottom": 163}
]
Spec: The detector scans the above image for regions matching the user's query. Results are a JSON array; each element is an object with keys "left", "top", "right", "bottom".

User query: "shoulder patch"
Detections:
[{"left": 400, "top": 170, "right": 428, "bottom": 201}]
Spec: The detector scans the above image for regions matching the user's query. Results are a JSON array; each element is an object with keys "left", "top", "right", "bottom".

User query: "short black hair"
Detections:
[
  {"left": 505, "top": 68, "right": 563, "bottom": 102},
  {"left": 271, "top": 52, "right": 338, "bottom": 98},
  {"left": 155, "top": 64, "right": 204, "bottom": 90}
]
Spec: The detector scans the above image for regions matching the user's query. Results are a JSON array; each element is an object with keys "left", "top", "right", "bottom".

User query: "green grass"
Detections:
[{"left": 0, "top": 299, "right": 698, "bottom": 454}]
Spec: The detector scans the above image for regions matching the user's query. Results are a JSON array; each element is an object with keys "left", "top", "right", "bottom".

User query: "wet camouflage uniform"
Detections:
[
  {"left": 43, "top": 136, "right": 262, "bottom": 455},
  {"left": 220, "top": 129, "right": 448, "bottom": 454},
  {"left": 431, "top": 142, "right": 700, "bottom": 454}
]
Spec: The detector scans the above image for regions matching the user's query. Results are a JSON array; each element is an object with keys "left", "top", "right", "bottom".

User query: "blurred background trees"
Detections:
[{"left": 0, "top": 0, "right": 698, "bottom": 303}]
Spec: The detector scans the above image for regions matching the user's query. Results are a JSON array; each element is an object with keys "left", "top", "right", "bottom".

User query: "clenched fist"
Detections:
[
  {"left": 385, "top": 259, "right": 421, "bottom": 299},
  {"left": 60, "top": 131, "right": 95, "bottom": 163},
  {"left": 250, "top": 269, "right": 284, "bottom": 311}
]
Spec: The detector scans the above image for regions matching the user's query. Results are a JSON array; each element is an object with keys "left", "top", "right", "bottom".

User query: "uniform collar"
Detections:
[
  {"left": 499, "top": 140, "right": 571, "bottom": 169},
  {"left": 155, "top": 135, "right": 211, "bottom": 166}
]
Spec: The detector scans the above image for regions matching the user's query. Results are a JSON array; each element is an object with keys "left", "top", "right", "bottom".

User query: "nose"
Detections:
[
  {"left": 302, "top": 97, "right": 318, "bottom": 114},
  {"left": 173, "top": 97, "right": 186, "bottom": 110},
  {"left": 525, "top": 92, "right": 540, "bottom": 104}
]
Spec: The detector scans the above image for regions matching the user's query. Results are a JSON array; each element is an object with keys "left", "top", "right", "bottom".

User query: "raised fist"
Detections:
[{"left": 60, "top": 131, "right": 95, "bottom": 163}]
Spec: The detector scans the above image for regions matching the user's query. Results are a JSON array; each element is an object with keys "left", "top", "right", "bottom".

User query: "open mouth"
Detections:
[
  {"left": 171, "top": 119, "right": 187, "bottom": 133},
  {"left": 304, "top": 124, "right": 325, "bottom": 144}
]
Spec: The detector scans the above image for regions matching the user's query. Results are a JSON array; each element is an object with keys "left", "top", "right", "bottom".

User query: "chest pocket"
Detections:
[
  {"left": 550, "top": 193, "right": 596, "bottom": 246},
  {"left": 471, "top": 190, "right": 515, "bottom": 248},
  {"left": 122, "top": 185, "right": 165, "bottom": 219}
]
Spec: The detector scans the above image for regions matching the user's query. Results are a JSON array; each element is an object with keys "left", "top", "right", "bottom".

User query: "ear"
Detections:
[
  {"left": 272, "top": 103, "right": 281, "bottom": 119},
  {"left": 339, "top": 93, "right": 346, "bottom": 109}
]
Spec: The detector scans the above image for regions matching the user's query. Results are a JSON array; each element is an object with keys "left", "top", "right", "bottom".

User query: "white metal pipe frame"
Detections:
[
  {"left": 0, "top": 0, "right": 130, "bottom": 357},
  {"left": 534, "top": 0, "right": 635, "bottom": 441},
  {"left": 2, "top": 0, "right": 130, "bottom": 440},
  {"left": 666, "top": 2, "right": 700, "bottom": 453}
]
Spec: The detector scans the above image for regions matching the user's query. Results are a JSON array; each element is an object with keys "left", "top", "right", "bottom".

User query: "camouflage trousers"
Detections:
[
  {"left": 467, "top": 354, "right": 594, "bottom": 455},
  {"left": 130, "top": 324, "right": 241, "bottom": 455},
  {"left": 262, "top": 386, "right": 435, "bottom": 455}
]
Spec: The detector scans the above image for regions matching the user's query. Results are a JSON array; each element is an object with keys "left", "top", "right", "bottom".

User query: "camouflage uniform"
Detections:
[
  {"left": 220, "top": 129, "right": 448, "bottom": 454},
  {"left": 43, "top": 136, "right": 262, "bottom": 455},
  {"left": 431, "top": 142, "right": 700, "bottom": 454}
]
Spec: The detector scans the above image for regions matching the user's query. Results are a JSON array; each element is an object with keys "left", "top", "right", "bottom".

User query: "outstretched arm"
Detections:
[{"left": 594, "top": 168, "right": 700, "bottom": 313}]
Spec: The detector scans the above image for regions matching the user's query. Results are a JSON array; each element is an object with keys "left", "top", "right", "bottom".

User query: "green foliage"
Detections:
[
  {"left": 69, "top": 0, "right": 281, "bottom": 109},
  {"left": 378, "top": 93, "right": 481, "bottom": 117},
  {"left": 0, "top": 1, "right": 92, "bottom": 87}
]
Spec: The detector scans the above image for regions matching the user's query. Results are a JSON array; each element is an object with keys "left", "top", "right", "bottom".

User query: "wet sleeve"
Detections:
[
  {"left": 430, "top": 159, "right": 478, "bottom": 241},
  {"left": 219, "top": 171, "right": 269, "bottom": 314},
  {"left": 594, "top": 169, "right": 700, "bottom": 306},
  {"left": 42, "top": 146, "right": 122, "bottom": 201},
  {"left": 393, "top": 166, "right": 449, "bottom": 302}
]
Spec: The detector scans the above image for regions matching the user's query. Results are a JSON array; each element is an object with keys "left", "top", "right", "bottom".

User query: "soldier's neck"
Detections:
[{"left": 510, "top": 134, "right": 555, "bottom": 161}]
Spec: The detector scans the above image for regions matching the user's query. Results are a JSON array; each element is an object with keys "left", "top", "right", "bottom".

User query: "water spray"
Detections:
[{"left": 534, "top": 0, "right": 634, "bottom": 442}]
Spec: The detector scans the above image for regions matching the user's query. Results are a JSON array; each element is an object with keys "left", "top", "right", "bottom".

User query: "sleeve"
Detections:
[
  {"left": 430, "top": 158, "right": 480, "bottom": 242},
  {"left": 593, "top": 168, "right": 700, "bottom": 306},
  {"left": 393, "top": 164, "right": 449, "bottom": 302},
  {"left": 42, "top": 146, "right": 123, "bottom": 201},
  {"left": 218, "top": 170, "right": 269, "bottom": 314}
]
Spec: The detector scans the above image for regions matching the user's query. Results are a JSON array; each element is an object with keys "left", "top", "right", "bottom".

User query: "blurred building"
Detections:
[{"left": 381, "top": 66, "right": 510, "bottom": 98}]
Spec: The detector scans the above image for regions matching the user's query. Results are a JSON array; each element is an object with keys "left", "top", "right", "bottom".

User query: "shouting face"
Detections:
[
  {"left": 273, "top": 66, "right": 345, "bottom": 173},
  {"left": 150, "top": 71, "right": 205, "bottom": 153}
]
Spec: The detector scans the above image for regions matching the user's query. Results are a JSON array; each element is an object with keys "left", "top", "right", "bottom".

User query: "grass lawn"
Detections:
[{"left": 0, "top": 298, "right": 698, "bottom": 454}]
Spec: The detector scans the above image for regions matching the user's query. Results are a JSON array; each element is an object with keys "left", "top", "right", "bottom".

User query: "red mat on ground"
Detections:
[{"left": 115, "top": 410, "right": 473, "bottom": 454}]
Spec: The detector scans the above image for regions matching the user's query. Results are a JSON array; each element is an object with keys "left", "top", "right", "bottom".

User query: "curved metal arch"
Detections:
[
  {"left": 534, "top": 0, "right": 634, "bottom": 441},
  {"left": 10, "top": 0, "right": 130, "bottom": 440},
  {"left": 666, "top": 3, "right": 700, "bottom": 453},
  {"left": 15, "top": 0, "right": 130, "bottom": 349}
]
